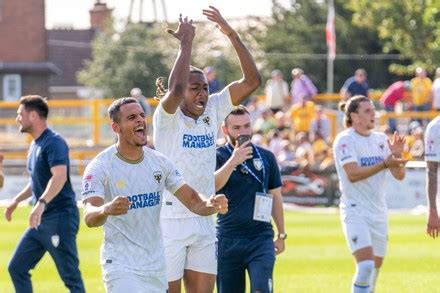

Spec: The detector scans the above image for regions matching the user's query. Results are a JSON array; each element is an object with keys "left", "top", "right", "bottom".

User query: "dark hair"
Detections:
[
  {"left": 108, "top": 97, "right": 139, "bottom": 122},
  {"left": 19, "top": 95, "right": 49, "bottom": 118},
  {"left": 338, "top": 95, "right": 370, "bottom": 127},
  {"left": 155, "top": 66, "right": 205, "bottom": 99},
  {"left": 224, "top": 105, "right": 250, "bottom": 125}
]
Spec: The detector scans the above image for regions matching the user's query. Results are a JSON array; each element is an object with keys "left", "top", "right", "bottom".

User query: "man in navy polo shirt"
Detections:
[
  {"left": 5, "top": 95, "right": 85, "bottom": 292},
  {"left": 340, "top": 69, "right": 370, "bottom": 100},
  {"left": 215, "top": 106, "right": 286, "bottom": 293}
]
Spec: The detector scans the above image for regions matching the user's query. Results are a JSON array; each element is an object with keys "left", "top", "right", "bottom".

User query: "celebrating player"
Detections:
[
  {"left": 333, "top": 95, "right": 407, "bottom": 293},
  {"left": 81, "top": 97, "right": 228, "bottom": 292},
  {"left": 153, "top": 6, "right": 261, "bottom": 293}
]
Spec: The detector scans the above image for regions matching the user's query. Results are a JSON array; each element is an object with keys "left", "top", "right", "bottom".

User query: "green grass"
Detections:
[{"left": 1, "top": 207, "right": 440, "bottom": 292}]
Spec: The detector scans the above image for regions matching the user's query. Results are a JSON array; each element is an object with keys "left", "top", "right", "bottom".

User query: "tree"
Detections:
[
  {"left": 78, "top": 23, "right": 170, "bottom": 98},
  {"left": 244, "top": 0, "right": 400, "bottom": 92},
  {"left": 347, "top": 0, "right": 440, "bottom": 74}
]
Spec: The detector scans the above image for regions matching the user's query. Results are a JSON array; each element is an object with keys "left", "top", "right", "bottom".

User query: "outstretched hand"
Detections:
[
  {"left": 387, "top": 132, "right": 406, "bottom": 157},
  {"left": 427, "top": 208, "right": 440, "bottom": 239},
  {"left": 166, "top": 14, "right": 195, "bottom": 43},
  {"left": 202, "top": 6, "right": 235, "bottom": 37}
]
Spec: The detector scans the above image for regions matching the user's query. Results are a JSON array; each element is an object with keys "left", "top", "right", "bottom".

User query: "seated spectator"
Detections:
[
  {"left": 294, "top": 132, "right": 314, "bottom": 167},
  {"left": 277, "top": 139, "right": 295, "bottom": 165},
  {"left": 290, "top": 68, "right": 318, "bottom": 105},
  {"left": 253, "top": 109, "right": 277, "bottom": 135},
  {"left": 340, "top": 69, "right": 369, "bottom": 100},
  {"left": 310, "top": 105, "right": 332, "bottom": 143},
  {"left": 265, "top": 69, "right": 290, "bottom": 113}
]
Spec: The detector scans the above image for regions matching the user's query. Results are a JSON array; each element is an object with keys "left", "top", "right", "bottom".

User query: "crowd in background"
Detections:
[{"left": 210, "top": 65, "right": 440, "bottom": 175}]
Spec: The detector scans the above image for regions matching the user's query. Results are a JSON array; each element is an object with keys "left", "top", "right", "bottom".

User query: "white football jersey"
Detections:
[
  {"left": 425, "top": 116, "right": 440, "bottom": 162},
  {"left": 333, "top": 128, "right": 391, "bottom": 216},
  {"left": 153, "top": 88, "right": 234, "bottom": 218},
  {"left": 81, "top": 145, "right": 185, "bottom": 277}
]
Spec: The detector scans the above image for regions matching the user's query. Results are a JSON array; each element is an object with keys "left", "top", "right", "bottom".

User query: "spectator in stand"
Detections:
[
  {"left": 286, "top": 97, "right": 316, "bottom": 135},
  {"left": 0, "top": 153, "right": 4, "bottom": 188},
  {"left": 340, "top": 69, "right": 369, "bottom": 100},
  {"left": 380, "top": 80, "right": 412, "bottom": 132},
  {"left": 290, "top": 68, "right": 317, "bottom": 105},
  {"left": 268, "top": 129, "right": 284, "bottom": 158},
  {"left": 277, "top": 139, "right": 295, "bottom": 165},
  {"left": 294, "top": 132, "right": 314, "bottom": 167},
  {"left": 130, "top": 87, "right": 152, "bottom": 118},
  {"left": 253, "top": 108, "right": 276, "bottom": 135},
  {"left": 411, "top": 67, "right": 432, "bottom": 114},
  {"left": 204, "top": 66, "right": 221, "bottom": 94},
  {"left": 265, "top": 69, "right": 290, "bottom": 113},
  {"left": 432, "top": 67, "right": 440, "bottom": 111},
  {"left": 310, "top": 105, "right": 332, "bottom": 143}
]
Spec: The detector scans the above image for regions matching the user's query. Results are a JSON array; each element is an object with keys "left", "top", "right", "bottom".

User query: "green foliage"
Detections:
[
  {"left": 245, "top": 0, "right": 402, "bottom": 92},
  {"left": 78, "top": 23, "right": 170, "bottom": 98},
  {"left": 348, "top": 0, "right": 440, "bottom": 74}
]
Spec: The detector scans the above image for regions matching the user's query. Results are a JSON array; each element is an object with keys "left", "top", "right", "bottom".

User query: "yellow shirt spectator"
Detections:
[
  {"left": 288, "top": 101, "right": 316, "bottom": 133},
  {"left": 411, "top": 76, "right": 432, "bottom": 106}
]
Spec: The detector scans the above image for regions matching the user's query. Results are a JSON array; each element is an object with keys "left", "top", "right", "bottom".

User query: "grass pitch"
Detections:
[{"left": 1, "top": 207, "right": 439, "bottom": 292}]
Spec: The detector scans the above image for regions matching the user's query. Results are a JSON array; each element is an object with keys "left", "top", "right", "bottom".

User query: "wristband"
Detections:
[{"left": 38, "top": 198, "right": 47, "bottom": 206}]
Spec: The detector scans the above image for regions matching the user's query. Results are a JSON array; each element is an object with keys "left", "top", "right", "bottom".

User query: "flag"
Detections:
[{"left": 326, "top": 0, "right": 336, "bottom": 60}]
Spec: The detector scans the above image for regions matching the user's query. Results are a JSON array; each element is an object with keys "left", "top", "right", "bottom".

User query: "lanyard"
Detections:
[{"left": 225, "top": 144, "right": 266, "bottom": 193}]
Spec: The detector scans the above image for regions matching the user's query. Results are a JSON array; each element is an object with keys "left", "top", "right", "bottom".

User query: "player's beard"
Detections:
[{"left": 227, "top": 134, "right": 237, "bottom": 147}]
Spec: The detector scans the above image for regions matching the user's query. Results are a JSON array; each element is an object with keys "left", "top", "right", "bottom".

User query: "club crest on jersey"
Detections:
[
  {"left": 153, "top": 171, "right": 162, "bottom": 184},
  {"left": 202, "top": 115, "right": 211, "bottom": 126},
  {"left": 339, "top": 144, "right": 348, "bottom": 155},
  {"left": 253, "top": 158, "right": 263, "bottom": 171}
]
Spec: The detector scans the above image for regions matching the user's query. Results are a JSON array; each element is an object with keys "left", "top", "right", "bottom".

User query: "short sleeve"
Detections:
[
  {"left": 333, "top": 135, "right": 358, "bottom": 166},
  {"left": 153, "top": 101, "right": 178, "bottom": 131},
  {"left": 267, "top": 151, "right": 282, "bottom": 190},
  {"left": 163, "top": 158, "right": 186, "bottom": 194},
  {"left": 425, "top": 123, "right": 440, "bottom": 162},
  {"left": 209, "top": 87, "right": 235, "bottom": 124},
  {"left": 81, "top": 157, "right": 107, "bottom": 201},
  {"left": 46, "top": 137, "right": 69, "bottom": 168}
]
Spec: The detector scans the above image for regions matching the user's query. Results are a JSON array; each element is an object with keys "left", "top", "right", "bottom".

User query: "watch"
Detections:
[{"left": 278, "top": 233, "right": 287, "bottom": 240}]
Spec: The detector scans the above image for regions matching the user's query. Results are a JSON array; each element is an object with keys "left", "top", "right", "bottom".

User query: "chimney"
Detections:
[{"left": 89, "top": 0, "right": 113, "bottom": 31}]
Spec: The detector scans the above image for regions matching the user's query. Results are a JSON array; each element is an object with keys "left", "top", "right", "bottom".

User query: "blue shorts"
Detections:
[{"left": 217, "top": 234, "right": 275, "bottom": 293}]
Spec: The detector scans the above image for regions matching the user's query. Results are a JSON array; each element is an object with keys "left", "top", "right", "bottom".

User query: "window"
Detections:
[{"left": 3, "top": 74, "right": 22, "bottom": 101}]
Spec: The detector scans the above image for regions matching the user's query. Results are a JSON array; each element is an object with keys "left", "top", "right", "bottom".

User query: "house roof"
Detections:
[
  {"left": 0, "top": 61, "right": 61, "bottom": 74},
  {"left": 47, "top": 29, "right": 95, "bottom": 87}
]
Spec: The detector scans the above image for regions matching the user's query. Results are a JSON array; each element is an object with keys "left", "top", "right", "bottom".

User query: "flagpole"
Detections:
[{"left": 326, "top": 0, "right": 335, "bottom": 93}]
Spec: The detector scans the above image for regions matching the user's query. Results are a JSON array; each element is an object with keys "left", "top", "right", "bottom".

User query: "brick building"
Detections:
[
  {"left": 0, "top": 0, "right": 59, "bottom": 100},
  {"left": 0, "top": 0, "right": 112, "bottom": 100}
]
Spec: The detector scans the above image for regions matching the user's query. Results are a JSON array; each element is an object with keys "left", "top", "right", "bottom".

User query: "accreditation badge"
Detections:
[{"left": 253, "top": 192, "right": 273, "bottom": 223}]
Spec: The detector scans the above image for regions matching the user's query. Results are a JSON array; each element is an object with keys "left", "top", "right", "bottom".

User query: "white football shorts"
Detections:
[
  {"left": 104, "top": 272, "right": 167, "bottom": 293},
  {"left": 340, "top": 205, "right": 388, "bottom": 257},
  {"left": 161, "top": 216, "right": 217, "bottom": 281}
]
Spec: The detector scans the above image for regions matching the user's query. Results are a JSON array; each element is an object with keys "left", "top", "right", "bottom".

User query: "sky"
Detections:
[{"left": 45, "top": 0, "right": 292, "bottom": 29}]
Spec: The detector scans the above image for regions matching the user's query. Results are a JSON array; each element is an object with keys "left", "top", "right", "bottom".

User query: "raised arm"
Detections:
[
  {"left": 160, "top": 16, "right": 195, "bottom": 114},
  {"left": 215, "top": 142, "right": 252, "bottom": 191},
  {"left": 203, "top": 6, "right": 261, "bottom": 105}
]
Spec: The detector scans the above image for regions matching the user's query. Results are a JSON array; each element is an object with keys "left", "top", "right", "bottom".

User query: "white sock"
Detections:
[
  {"left": 369, "top": 267, "right": 380, "bottom": 293},
  {"left": 352, "top": 260, "right": 375, "bottom": 293}
]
